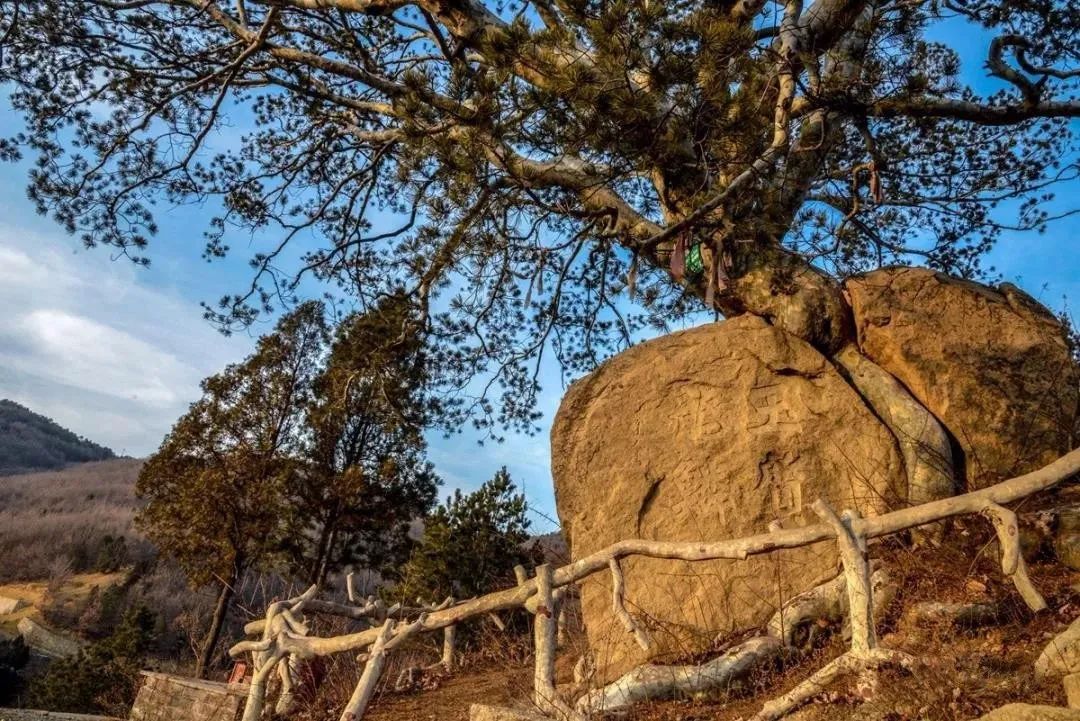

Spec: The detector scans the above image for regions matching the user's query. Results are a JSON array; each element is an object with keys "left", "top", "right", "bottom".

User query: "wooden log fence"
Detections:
[{"left": 229, "top": 447, "right": 1080, "bottom": 721}]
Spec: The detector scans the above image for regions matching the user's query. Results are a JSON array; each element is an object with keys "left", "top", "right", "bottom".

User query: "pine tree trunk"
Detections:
[
  {"left": 689, "top": 240, "right": 959, "bottom": 495},
  {"left": 701, "top": 236, "right": 855, "bottom": 355},
  {"left": 196, "top": 567, "right": 238, "bottom": 679},
  {"left": 308, "top": 505, "right": 341, "bottom": 587},
  {"left": 309, "top": 525, "right": 330, "bottom": 586}
]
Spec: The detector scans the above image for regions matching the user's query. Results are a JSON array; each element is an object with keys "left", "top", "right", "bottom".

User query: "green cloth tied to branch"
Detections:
[{"left": 685, "top": 243, "right": 705, "bottom": 279}]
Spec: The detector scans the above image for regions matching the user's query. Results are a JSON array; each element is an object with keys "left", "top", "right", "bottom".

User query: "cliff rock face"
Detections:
[
  {"left": 846, "top": 267, "right": 1079, "bottom": 490},
  {"left": 551, "top": 315, "right": 907, "bottom": 682}
]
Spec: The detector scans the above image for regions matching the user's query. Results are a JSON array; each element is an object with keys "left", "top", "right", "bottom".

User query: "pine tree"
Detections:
[
  {"left": 2, "top": 0, "right": 1077, "bottom": 440},
  {"left": 395, "top": 468, "right": 536, "bottom": 602},
  {"left": 288, "top": 294, "right": 441, "bottom": 585}
]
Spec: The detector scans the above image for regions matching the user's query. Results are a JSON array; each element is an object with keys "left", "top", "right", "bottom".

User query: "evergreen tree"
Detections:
[
  {"left": 395, "top": 468, "right": 536, "bottom": 602},
  {"left": 27, "top": 605, "right": 156, "bottom": 716},
  {"left": 136, "top": 302, "right": 329, "bottom": 678},
  {"left": 288, "top": 294, "right": 441, "bottom": 585},
  {"left": 0, "top": 636, "right": 28, "bottom": 705}
]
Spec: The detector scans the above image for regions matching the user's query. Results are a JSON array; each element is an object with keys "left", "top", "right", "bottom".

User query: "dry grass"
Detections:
[
  {"left": 280, "top": 606, "right": 546, "bottom": 721},
  {"left": 0, "top": 458, "right": 149, "bottom": 583},
  {"left": 0, "top": 572, "right": 129, "bottom": 633}
]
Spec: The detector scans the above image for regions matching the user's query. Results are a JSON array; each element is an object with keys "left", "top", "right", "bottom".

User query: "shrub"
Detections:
[
  {"left": 28, "top": 604, "right": 156, "bottom": 716},
  {"left": 0, "top": 635, "right": 29, "bottom": 704},
  {"left": 93, "top": 535, "right": 129, "bottom": 573},
  {"left": 0, "top": 635, "right": 29, "bottom": 670},
  {"left": 393, "top": 468, "right": 540, "bottom": 603},
  {"left": 77, "top": 584, "right": 129, "bottom": 639}
]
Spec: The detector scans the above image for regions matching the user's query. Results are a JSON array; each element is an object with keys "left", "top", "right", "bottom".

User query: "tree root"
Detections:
[
  {"left": 747, "top": 501, "right": 915, "bottom": 721},
  {"left": 835, "top": 346, "right": 956, "bottom": 510},
  {"left": 902, "top": 601, "right": 1005, "bottom": 629},
  {"left": 766, "top": 563, "right": 897, "bottom": 648},
  {"left": 750, "top": 648, "right": 914, "bottom": 721},
  {"left": 576, "top": 556, "right": 900, "bottom": 716},
  {"left": 574, "top": 636, "right": 784, "bottom": 715},
  {"left": 983, "top": 503, "right": 1048, "bottom": 612},
  {"left": 609, "top": 559, "right": 653, "bottom": 652}
]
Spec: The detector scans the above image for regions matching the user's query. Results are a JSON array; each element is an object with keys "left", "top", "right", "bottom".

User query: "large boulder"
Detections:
[
  {"left": 0, "top": 596, "right": 26, "bottom": 615},
  {"left": 846, "top": 267, "right": 1079, "bottom": 490},
  {"left": 976, "top": 705, "right": 1080, "bottom": 721},
  {"left": 551, "top": 315, "right": 907, "bottom": 682},
  {"left": 16, "top": 617, "right": 84, "bottom": 659}
]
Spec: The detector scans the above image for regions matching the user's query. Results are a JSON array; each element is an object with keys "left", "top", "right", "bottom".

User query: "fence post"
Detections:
[
  {"left": 533, "top": 564, "right": 558, "bottom": 715},
  {"left": 442, "top": 624, "right": 457, "bottom": 670},
  {"left": 339, "top": 619, "right": 395, "bottom": 721}
]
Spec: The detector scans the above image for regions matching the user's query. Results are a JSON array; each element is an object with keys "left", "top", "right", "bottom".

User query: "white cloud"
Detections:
[
  {"left": 11, "top": 309, "right": 186, "bottom": 406},
  {"left": 0, "top": 226, "right": 253, "bottom": 456}
]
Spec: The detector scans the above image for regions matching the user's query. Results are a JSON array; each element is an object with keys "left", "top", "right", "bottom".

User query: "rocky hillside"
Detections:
[{"left": 0, "top": 401, "right": 115, "bottom": 475}]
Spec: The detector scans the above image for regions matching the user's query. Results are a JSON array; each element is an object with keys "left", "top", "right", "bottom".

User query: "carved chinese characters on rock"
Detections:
[{"left": 553, "top": 316, "right": 907, "bottom": 682}]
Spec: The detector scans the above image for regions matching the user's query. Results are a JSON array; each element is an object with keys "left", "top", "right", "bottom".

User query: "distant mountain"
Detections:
[{"left": 0, "top": 400, "right": 115, "bottom": 475}]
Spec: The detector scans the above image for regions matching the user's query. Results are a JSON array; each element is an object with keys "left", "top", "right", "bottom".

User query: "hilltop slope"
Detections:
[
  {"left": 0, "top": 400, "right": 115, "bottom": 475},
  {"left": 0, "top": 458, "right": 144, "bottom": 582}
]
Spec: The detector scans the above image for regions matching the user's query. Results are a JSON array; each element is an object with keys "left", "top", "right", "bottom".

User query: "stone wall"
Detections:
[
  {"left": 128, "top": 672, "right": 246, "bottom": 721},
  {"left": 0, "top": 710, "right": 120, "bottom": 721}
]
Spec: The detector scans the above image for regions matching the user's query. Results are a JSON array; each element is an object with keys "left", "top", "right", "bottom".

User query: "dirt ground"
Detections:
[
  {"left": 364, "top": 661, "right": 534, "bottom": 721},
  {"left": 0, "top": 571, "right": 126, "bottom": 635}
]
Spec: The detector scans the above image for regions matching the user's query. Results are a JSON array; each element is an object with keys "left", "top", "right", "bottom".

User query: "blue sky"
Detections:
[{"left": 0, "top": 14, "right": 1076, "bottom": 535}]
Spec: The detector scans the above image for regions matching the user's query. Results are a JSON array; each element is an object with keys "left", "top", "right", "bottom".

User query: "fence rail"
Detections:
[{"left": 230, "top": 447, "right": 1080, "bottom": 721}]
